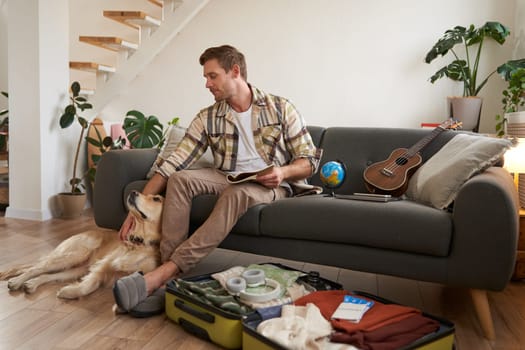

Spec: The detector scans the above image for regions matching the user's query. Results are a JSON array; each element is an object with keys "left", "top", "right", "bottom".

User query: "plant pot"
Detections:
[
  {"left": 447, "top": 96, "right": 482, "bottom": 132},
  {"left": 57, "top": 192, "right": 86, "bottom": 218},
  {"left": 505, "top": 111, "right": 525, "bottom": 138}
]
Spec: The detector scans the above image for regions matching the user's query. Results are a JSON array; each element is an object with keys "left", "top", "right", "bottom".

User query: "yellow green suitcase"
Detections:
[
  {"left": 165, "top": 264, "right": 342, "bottom": 349},
  {"left": 242, "top": 290, "right": 455, "bottom": 350}
]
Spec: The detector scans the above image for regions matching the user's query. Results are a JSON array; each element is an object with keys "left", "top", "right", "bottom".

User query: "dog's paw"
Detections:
[
  {"left": 57, "top": 285, "right": 81, "bottom": 299},
  {"left": 7, "top": 277, "right": 24, "bottom": 291},
  {"left": 22, "top": 280, "right": 39, "bottom": 294}
]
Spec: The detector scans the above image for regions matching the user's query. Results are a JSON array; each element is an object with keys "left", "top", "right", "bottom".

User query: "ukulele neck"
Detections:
[{"left": 406, "top": 126, "right": 446, "bottom": 157}]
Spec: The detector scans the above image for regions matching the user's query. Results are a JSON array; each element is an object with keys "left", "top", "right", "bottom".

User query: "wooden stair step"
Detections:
[
  {"left": 79, "top": 88, "right": 95, "bottom": 96},
  {"left": 103, "top": 11, "right": 162, "bottom": 30},
  {"left": 148, "top": 0, "right": 164, "bottom": 7},
  {"left": 68, "top": 85, "right": 95, "bottom": 96},
  {"left": 79, "top": 36, "right": 139, "bottom": 52},
  {"left": 69, "top": 61, "right": 116, "bottom": 73}
]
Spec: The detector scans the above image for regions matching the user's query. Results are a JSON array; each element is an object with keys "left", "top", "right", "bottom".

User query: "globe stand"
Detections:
[{"left": 324, "top": 190, "right": 336, "bottom": 198}]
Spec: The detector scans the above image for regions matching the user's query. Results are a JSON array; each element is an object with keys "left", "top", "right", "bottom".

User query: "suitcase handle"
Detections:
[{"left": 174, "top": 299, "right": 215, "bottom": 324}]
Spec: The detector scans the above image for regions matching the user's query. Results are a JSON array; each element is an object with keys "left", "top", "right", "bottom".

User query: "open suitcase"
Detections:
[
  {"left": 165, "top": 263, "right": 342, "bottom": 349},
  {"left": 242, "top": 290, "right": 455, "bottom": 350}
]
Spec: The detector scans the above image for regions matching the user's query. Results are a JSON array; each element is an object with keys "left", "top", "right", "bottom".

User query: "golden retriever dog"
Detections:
[{"left": 0, "top": 190, "right": 163, "bottom": 299}]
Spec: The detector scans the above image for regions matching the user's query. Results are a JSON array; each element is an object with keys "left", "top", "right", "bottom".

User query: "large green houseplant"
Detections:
[
  {"left": 58, "top": 82, "right": 92, "bottom": 217},
  {"left": 425, "top": 22, "right": 525, "bottom": 131},
  {"left": 425, "top": 22, "right": 510, "bottom": 96},
  {"left": 58, "top": 82, "right": 126, "bottom": 217},
  {"left": 59, "top": 81, "right": 92, "bottom": 194}
]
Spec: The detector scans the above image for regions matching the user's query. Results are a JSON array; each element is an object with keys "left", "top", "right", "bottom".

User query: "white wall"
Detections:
[
  {"left": 6, "top": 0, "right": 70, "bottom": 220},
  {"left": 0, "top": 0, "right": 7, "bottom": 108},
  {"left": 68, "top": 0, "right": 516, "bottom": 134},
  {"left": 516, "top": 0, "right": 525, "bottom": 59}
]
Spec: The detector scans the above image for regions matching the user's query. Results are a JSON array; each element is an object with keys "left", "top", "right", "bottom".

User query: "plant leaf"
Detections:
[
  {"left": 71, "top": 81, "right": 80, "bottom": 97},
  {"left": 429, "top": 60, "right": 468, "bottom": 83},
  {"left": 85, "top": 136, "right": 102, "bottom": 147},
  {"left": 77, "top": 103, "right": 93, "bottom": 111},
  {"left": 497, "top": 59, "right": 525, "bottom": 81},
  {"left": 123, "top": 110, "right": 164, "bottom": 148},
  {"left": 59, "top": 111, "right": 75, "bottom": 128},
  {"left": 102, "top": 136, "right": 114, "bottom": 148},
  {"left": 425, "top": 26, "right": 466, "bottom": 63},
  {"left": 78, "top": 116, "right": 89, "bottom": 129},
  {"left": 470, "top": 21, "right": 510, "bottom": 46}
]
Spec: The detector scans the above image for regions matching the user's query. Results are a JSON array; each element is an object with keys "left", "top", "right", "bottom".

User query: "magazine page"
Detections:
[{"left": 226, "top": 165, "right": 275, "bottom": 184}]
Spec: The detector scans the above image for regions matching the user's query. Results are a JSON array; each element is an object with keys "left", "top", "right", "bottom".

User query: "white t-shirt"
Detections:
[{"left": 231, "top": 106, "right": 268, "bottom": 174}]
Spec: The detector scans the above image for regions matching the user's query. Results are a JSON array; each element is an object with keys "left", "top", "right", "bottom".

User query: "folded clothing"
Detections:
[
  {"left": 174, "top": 279, "right": 253, "bottom": 316},
  {"left": 294, "top": 290, "right": 439, "bottom": 350},
  {"left": 257, "top": 303, "right": 348, "bottom": 350},
  {"left": 294, "top": 290, "right": 420, "bottom": 333},
  {"left": 330, "top": 314, "right": 440, "bottom": 350}
]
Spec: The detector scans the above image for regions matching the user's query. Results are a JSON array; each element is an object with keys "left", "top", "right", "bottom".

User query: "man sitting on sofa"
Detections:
[{"left": 113, "top": 44, "right": 322, "bottom": 316}]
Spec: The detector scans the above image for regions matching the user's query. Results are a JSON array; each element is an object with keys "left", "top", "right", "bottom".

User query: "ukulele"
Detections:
[{"left": 363, "top": 119, "right": 461, "bottom": 197}]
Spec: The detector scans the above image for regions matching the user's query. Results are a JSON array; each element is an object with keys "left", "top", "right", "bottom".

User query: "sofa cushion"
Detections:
[
  {"left": 406, "top": 133, "right": 512, "bottom": 209},
  {"left": 146, "top": 125, "right": 214, "bottom": 178},
  {"left": 259, "top": 196, "right": 452, "bottom": 257}
]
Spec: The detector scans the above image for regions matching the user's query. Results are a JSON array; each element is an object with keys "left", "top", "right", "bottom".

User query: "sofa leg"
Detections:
[{"left": 469, "top": 288, "right": 495, "bottom": 340}]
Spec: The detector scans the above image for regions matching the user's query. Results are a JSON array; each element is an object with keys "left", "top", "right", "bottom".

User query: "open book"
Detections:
[{"left": 226, "top": 165, "right": 275, "bottom": 184}]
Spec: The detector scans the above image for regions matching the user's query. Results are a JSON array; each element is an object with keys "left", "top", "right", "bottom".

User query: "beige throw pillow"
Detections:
[
  {"left": 405, "top": 133, "right": 512, "bottom": 209},
  {"left": 147, "top": 125, "right": 213, "bottom": 178}
]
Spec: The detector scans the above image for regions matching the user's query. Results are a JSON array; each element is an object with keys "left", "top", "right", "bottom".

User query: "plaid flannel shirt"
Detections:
[{"left": 158, "top": 85, "right": 322, "bottom": 179}]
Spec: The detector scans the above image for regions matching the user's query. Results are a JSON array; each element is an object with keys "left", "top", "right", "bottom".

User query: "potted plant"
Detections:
[
  {"left": 495, "top": 67, "right": 525, "bottom": 137},
  {"left": 425, "top": 22, "right": 525, "bottom": 131},
  {"left": 57, "top": 81, "right": 93, "bottom": 218}
]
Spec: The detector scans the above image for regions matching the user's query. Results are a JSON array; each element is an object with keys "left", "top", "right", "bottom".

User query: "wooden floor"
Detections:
[{"left": 1, "top": 210, "right": 525, "bottom": 350}]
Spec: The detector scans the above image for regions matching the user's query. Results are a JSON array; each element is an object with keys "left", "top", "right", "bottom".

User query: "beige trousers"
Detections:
[{"left": 160, "top": 168, "right": 289, "bottom": 273}]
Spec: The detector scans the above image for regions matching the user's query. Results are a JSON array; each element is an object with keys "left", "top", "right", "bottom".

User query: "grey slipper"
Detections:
[
  {"left": 113, "top": 271, "right": 148, "bottom": 311},
  {"left": 129, "top": 287, "right": 166, "bottom": 318}
]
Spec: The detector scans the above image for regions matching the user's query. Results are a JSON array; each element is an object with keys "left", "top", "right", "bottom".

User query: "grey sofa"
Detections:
[{"left": 93, "top": 126, "right": 519, "bottom": 339}]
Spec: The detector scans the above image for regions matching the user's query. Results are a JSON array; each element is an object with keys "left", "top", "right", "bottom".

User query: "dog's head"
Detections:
[{"left": 126, "top": 190, "right": 164, "bottom": 246}]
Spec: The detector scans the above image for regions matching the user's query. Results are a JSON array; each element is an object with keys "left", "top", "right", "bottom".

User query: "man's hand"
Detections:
[
  {"left": 256, "top": 158, "right": 312, "bottom": 188},
  {"left": 119, "top": 213, "right": 135, "bottom": 241},
  {"left": 256, "top": 167, "right": 284, "bottom": 188}
]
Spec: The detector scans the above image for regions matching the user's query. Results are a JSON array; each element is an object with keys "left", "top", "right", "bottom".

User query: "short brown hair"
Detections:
[{"left": 199, "top": 45, "right": 247, "bottom": 81}]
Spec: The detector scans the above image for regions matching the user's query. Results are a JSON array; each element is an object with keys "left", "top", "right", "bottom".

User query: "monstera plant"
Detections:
[
  {"left": 425, "top": 22, "right": 525, "bottom": 131},
  {"left": 425, "top": 22, "right": 511, "bottom": 96},
  {"left": 123, "top": 109, "right": 164, "bottom": 149}
]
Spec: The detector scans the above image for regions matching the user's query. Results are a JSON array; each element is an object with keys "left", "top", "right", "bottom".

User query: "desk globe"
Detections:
[{"left": 319, "top": 160, "right": 347, "bottom": 196}]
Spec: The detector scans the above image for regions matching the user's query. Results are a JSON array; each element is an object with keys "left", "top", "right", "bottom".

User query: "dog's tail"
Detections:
[{"left": 0, "top": 264, "right": 32, "bottom": 280}]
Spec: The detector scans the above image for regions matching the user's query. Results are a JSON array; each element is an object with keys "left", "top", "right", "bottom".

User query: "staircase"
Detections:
[{"left": 70, "top": 0, "right": 209, "bottom": 110}]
